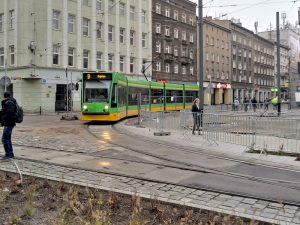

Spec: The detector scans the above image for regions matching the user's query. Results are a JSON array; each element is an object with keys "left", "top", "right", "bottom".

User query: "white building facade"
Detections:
[{"left": 0, "top": 0, "right": 152, "bottom": 112}]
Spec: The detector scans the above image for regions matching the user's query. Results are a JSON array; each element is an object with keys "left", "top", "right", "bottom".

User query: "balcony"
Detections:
[
  {"left": 164, "top": 53, "right": 174, "bottom": 62},
  {"left": 181, "top": 57, "right": 191, "bottom": 65}
]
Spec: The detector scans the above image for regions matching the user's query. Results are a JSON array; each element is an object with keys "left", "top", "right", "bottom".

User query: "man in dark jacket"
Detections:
[
  {"left": 192, "top": 98, "right": 201, "bottom": 135},
  {"left": 1, "top": 92, "right": 16, "bottom": 159}
]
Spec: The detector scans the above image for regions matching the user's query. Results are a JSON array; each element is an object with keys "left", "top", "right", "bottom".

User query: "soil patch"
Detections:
[{"left": 0, "top": 171, "right": 270, "bottom": 225}]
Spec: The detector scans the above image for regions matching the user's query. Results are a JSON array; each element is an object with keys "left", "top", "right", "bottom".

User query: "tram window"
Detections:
[
  {"left": 128, "top": 87, "right": 149, "bottom": 105},
  {"left": 84, "top": 80, "right": 110, "bottom": 103},
  {"left": 185, "top": 91, "right": 197, "bottom": 103},
  {"left": 166, "top": 90, "right": 183, "bottom": 103},
  {"left": 128, "top": 87, "right": 138, "bottom": 106},
  {"left": 117, "top": 85, "right": 126, "bottom": 107},
  {"left": 111, "top": 84, "right": 117, "bottom": 108},
  {"left": 151, "top": 89, "right": 163, "bottom": 104}
]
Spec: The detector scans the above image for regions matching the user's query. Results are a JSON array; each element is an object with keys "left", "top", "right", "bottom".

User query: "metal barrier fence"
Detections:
[{"left": 140, "top": 110, "right": 300, "bottom": 154}]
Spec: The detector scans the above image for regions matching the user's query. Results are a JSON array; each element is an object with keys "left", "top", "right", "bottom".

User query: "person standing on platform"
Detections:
[{"left": 192, "top": 98, "right": 201, "bottom": 135}]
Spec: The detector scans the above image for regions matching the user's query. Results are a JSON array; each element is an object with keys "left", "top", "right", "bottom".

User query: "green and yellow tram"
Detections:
[{"left": 81, "top": 72, "right": 199, "bottom": 121}]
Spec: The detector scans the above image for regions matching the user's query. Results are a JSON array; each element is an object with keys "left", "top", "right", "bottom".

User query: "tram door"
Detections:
[{"left": 55, "top": 84, "right": 72, "bottom": 111}]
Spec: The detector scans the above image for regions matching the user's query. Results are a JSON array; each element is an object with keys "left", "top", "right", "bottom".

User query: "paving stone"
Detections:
[
  {"left": 222, "top": 200, "right": 240, "bottom": 207},
  {"left": 260, "top": 212, "right": 276, "bottom": 219},
  {"left": 237, "top": 203, "right": 252, "bottom": 210},
  {"left": 263, "top": 208, "right": 279, "bottom": 214},
  {"left": 293, "top": 218, "right": 300, "bottom": 223},
  {"left": 241, "top": 198, "right": 257, "bottom": 204},
  {"left": 218, "top": 194, "right": 232, "bottom": 199},
  {"left": 252, "top": 203, "right": 266, "bottom": 209},
  {"left": 275, "top": 216, "right": 293, "bottom": 222},
  {"left": 192, "top": 190, "right": 206, "bottom": 196},
  {"left": 268, "top": 202, "right": 284, "bottom": 209},
  {"left": 284, "top": 205, "right": 299, "bottom": 210}
]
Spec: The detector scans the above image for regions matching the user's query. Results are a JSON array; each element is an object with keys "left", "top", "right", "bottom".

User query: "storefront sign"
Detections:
[
  {"left": 156, "top": 79, "right": 167, "bottom": 83},
  {"left": 217, "top": 83, "right": 231, "bottom": 89}
]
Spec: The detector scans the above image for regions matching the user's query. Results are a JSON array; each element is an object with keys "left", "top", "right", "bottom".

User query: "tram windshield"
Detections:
[{"left": 84, "top": 80, "right": 111, "bottom": 103}]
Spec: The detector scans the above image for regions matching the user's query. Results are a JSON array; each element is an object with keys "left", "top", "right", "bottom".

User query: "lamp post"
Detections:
[{"left": 198, "top": 0, "right": 204, "bottom": 125}]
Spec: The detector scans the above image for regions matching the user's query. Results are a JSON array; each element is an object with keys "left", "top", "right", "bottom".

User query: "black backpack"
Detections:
[
  {"left": 15, "top": 103, "right": 23, "bottom": 123},
  {"left": 8, "top": 100, "right": 23, "bottom": 123}
]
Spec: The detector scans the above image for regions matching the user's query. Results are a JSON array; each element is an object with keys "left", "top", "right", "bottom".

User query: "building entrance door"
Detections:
[{"left": 55, "top": 84, "right": 72, "bottom": 111}]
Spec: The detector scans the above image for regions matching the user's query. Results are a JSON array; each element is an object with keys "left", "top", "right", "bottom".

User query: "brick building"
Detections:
[{"left": 152, "top": 0, "right": 197, "bottom": 84}]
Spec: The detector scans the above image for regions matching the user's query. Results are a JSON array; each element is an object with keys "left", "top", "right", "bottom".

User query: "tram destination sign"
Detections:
[{"left": 83, "top": 73, "right": 112, "bottom": 80}]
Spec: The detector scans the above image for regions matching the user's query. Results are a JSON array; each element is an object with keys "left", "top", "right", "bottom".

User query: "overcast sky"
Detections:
[{"left": 191, "top": 0, "right": 300, "bottom": 32}]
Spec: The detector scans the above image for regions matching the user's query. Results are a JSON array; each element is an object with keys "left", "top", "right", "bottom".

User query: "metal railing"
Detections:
[{"left": 140, "top": 109, "right": 300, "bottom": 154}]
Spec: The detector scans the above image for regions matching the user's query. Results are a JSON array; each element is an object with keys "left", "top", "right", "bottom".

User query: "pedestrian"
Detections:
[
  {"left": 233, "top": 97, "right": 239, "bottom": 112},
  {"left": 192, "top": 98, "right": 201, "bottom": 135},
  {"left": 251, "top": 97, "right": 258, "bottom": 112},
  {"left": 1, "top": 92, "right": 17, "bottom": 159},
  {"left": 244, "top": 97, "right": 249, "bottom": 112},
  {"left": 264, "top": 98, "right": 269, "bottom": 110}
]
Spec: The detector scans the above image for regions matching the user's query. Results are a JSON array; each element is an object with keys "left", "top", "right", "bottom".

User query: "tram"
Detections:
[{"left": 81, "top": 72, "right": 199, "bottom": 121}]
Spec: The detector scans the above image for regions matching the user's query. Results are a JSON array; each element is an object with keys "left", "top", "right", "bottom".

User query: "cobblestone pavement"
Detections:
[{"left": 0, "top": 159, "right": 299, "bottom": 225}]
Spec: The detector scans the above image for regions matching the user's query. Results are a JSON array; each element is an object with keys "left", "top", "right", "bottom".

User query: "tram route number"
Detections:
[{"left": 83, "top": 73, "right": 112, "bottom": 81}]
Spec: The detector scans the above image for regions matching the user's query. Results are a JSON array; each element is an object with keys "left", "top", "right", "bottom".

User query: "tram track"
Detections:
[
  {"left": 9, "top": 149, "right": 300, "bottom": 207},
  {"left": 11, "top": 122, "right": 300, "bottom": 205}
]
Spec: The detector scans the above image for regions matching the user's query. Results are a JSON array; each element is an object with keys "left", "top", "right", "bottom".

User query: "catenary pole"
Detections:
[
  {"left": 198, "top": 0, "right": 204, "bottom": 124},
  {"left": 276, "top": 12, "right": 281, "bottom": 116}
]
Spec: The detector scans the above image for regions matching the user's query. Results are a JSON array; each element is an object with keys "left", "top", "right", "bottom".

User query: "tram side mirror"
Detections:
[{"left": 75, "top": 83, "right": 79, "bottom": 91}]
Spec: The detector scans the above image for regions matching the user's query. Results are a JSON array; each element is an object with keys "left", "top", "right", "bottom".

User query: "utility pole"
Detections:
[
  {"left": 276, "top": 12, "right": 281, "bottom": 116},
  {"left": 198, "top": 0, "right": 204, "bottom": 119}
]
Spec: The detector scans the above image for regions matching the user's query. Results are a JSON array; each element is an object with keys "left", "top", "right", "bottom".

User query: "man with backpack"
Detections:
[{"left": 1, "top": 92, "right": 18, "bottom": 159}]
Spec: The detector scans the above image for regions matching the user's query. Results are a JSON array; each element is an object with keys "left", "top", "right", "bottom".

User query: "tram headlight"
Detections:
[
  {"left": 83, "top": 105, "right": 88, "bottom": 110},
  {"left": 104, "top": 105, "right": 109, "bottom": 110}
]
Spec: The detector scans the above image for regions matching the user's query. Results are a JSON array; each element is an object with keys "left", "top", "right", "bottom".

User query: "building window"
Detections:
[
  {"left": 189, "top": 33, "right": 194, "bottom": 43},
  {"left": 108, "top": 25, "right": 114, "bottom": 41},
  {"left": 174, "top": 11, "right": 178, "bottom": 20},
  {"left": 108, "top": 0, "right": 114, "bottom": 12},
  {"left": 120, "top": 56, "right": 124, "bottom": 72},
  {"left": 165, "top": 45, "right": 171, "bottom": 54},
  {"left": 189, "top": 16, "right": 194, "bottom": 26},
  {"left": 52, "top": 45, "right": 60, "bottom": 65},
  {"left": 141, "top": 10, "right": 146, "bottom": 23},
  {"left": 130, "top": 30, "right": 134, "bottom": 45},
  {"left": 156, "top": 3, "right": 161, "bottom": 14},
  {"left": 83, "top": 49, "right": 89, "bottom": 69},
  {"left": 82, "top": 18, "right": 90, "bottom": 36},
  {"left": 119, "top": 2, "right": 125, "bottom": 15},
  {"left": 96, "top": 0, "right": 102, "bottom": 10},
  {"left": 9, "top": 45, "right": 15, "bottom": 66},
  {"left": 142, "top": 33, "right": 146, "bottom": 48},
  {"left": 190, "top": 66, "right": 194, "bottom": 75},
  {"left": 165, "top": 7, "right": 170, "bottom": 17},
  {"left": 68, "top": 14, "right": 75, "bottom": 33},
  {"left": 174, "top": 63, "right": 178, "bottom": 74},
  {"left": 174, "top": 47, "right": 178, "bottom": 56},
  {"left": 68, "top": 47, "right": 75, "bottom": 67},
  {"left": 130, "top": 6, "right": 135, "bottom": 20},
  {"left": 96, "top": 52, "right": 102, "bottom": 70},
  {"left": 0, "top": 47, "right": 4, "bottom": 67},
  {"left": 182, "top": 13, "right": 186, "bottom": 23},
  {"left": 182, "top": 66, "right": 186, "bottom": 75},
  {"left": 96, "top": 22, "right": 102, "bottom": 39},
  {"left": 120, "top": 28, "right": 125, "bottom": 43},
  {"left": 189, "top": 51, "right": 193, "bottom": 59},
  {"left": 82, "top": 0, "right": 90, "bottom": 6},
  {"left": 156, "top": 23, "right": 161, "bottom": 34},
  {"left": 52, "top": 10, "right": 60, "bottom": 30},
  {"left": 165, "top": 63, "right": 170, "bottom": 73},
  {"left": 156, "top": 42, "right": 161, "bottom": 53},
  {"left": 108, "top": 54, "right": 113, "bottom": 71},
  {"left": 156, "top": 62, "right": 161, "bottom": 71},
  {"left": 174, "top": 28, "right": 178, "bottom": 39},
  {"left": 0, "top": 14, "right": 4, "bottom": 32},
  {"left": 182, "top": 31, "right": 186, "bottom": 41},
  {"left": 130, "top": 57, "right": 134, "bottom": 73},
  {"left": 165, "top": 26, "right": 170, "bottom": 36}
]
